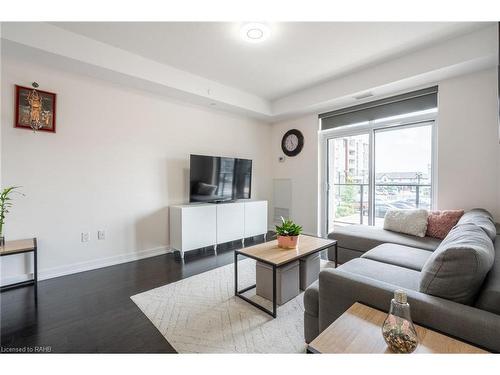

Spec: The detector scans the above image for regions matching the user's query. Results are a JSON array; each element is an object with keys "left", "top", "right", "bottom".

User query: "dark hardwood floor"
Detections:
[{"left": 0, "top": 233, "right": 274, "bottom": 353}]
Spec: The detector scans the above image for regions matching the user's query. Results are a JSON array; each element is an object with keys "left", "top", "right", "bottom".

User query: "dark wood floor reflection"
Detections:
[{"left": 0, "top": 233, "right": 274, "bottom": 353}]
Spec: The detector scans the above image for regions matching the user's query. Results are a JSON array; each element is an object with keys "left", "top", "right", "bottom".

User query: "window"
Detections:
[{"left": 320, "top": 88, "right": 437, "bottom": 234}]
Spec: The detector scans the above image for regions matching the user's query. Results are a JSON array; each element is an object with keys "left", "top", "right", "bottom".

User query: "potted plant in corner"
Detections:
[
  {"left": 275, "top": 216, "right": 302, "bottom": 249},
  {"left": 0, "top": 186, "right": 24, "bottom": 247}
]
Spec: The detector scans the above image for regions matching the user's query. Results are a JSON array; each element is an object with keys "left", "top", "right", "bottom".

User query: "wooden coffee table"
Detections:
[
  {"left": 307, "top": 303, "right": 488, "bottom": 353},
  {"left": 234, "top": 234, "right": 336, "bottom": 318}
]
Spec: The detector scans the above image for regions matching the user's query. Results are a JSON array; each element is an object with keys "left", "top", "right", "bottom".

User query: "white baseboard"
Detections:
[
  {"left": 1, "top": 246, "right": 172, "bottom": 286},
  {"left": 40, "top": 246, "right": 172, "bottom": 281},
  {"left": 1, "top": 232, "right": 323, "bottom": 287}
]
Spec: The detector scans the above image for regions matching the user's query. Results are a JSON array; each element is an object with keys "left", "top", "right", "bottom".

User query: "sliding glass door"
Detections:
[
  {"left": 373, "top": 123, "right": 433, "bottom": 226},
  {"left": 327, "top": 134, "right": 369, "bottom": 231},
  {"left": 325, "top": 119, "right": 435, "bottom": 233}
]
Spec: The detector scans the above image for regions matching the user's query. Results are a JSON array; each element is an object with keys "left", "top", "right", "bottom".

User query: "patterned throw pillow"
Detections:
[{"left": 426, "top": 209, "right": 464, "bottom": 239}]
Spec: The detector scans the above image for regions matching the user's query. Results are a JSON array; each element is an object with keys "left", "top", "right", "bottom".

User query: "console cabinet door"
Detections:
[
  {"left": 181, "top": 205, "right": 217, "bottom": 251},
  {"left": 244, "top": 201, "right": 268, "bottom": 237},
  {"left": 216, "top": 202, "right": 245, "bottom": 244}
]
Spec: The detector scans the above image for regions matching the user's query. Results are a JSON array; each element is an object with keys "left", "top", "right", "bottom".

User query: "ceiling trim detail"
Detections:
[
  {"left": 1, "top": 22, "right": 272, "bottom": 118},
  {"left": 1, "top": 23, "right": 496, "bottom": 122}
]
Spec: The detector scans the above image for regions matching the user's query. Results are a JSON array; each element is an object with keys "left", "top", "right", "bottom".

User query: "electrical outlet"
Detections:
[
  {"left": 98, "top": 230, "right": 105, "bottom": 240},
  {"left": 81, "top": 232, "right": 90, "bottom": 242}
]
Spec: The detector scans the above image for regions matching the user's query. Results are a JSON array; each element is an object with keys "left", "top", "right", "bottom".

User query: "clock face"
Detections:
[
  {"left": 281, "top": 129, "right": 304, "bottom": 157},
  {"left": 284, "top": 134, "right": 299, "bottom": 151}
]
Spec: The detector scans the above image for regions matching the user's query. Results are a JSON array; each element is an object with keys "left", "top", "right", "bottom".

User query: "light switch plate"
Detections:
[{"left": 81, "top": 232, "right": 90, "bottom": 242}]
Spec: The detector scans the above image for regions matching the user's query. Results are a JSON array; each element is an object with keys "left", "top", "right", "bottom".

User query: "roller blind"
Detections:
[{"left": 320, "top": 86, "right": 438, "bottom": 131}]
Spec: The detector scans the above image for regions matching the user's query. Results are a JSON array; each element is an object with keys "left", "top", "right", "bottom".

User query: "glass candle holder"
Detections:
[{"left": 382, "top": 289, "right": 419, "bottom": 353}]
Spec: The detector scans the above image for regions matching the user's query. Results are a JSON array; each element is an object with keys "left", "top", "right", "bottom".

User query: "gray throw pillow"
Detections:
[
  {"left": 419, "top": 223, "right": 494, "bottom": 305},
  {"left": 456, "top": 208, "right": 496, "bottom": 241}
]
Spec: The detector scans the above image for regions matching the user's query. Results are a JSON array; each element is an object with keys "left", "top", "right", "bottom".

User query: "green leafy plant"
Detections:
[
  {"left": 275, "top": 216, "right": 302, "bottom": 237},
  {"left": 0, "top": 186, "right": 24, "bottom": 238}
]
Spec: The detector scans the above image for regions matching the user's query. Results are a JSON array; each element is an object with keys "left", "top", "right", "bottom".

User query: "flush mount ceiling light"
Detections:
[{"left": 240, "top": 23, "right": 270, "bottom": 43}]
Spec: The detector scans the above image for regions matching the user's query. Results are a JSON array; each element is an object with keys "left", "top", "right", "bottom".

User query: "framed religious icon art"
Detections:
[{"left": 15, "top": 84, "right": 57, "bottom": 133}]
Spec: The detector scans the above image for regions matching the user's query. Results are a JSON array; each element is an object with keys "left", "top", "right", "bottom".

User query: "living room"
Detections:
[{"left": 1, "top": 1, "right": 500, "bottom": 373}]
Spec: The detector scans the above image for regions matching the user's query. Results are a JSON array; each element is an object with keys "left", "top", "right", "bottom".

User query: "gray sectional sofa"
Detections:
[{"left": 304, "top": 209, "right": 500, "bottom": 352}]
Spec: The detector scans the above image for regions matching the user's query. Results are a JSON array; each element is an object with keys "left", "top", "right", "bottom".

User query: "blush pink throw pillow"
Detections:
[{"left": 426, "top": 209, "right": 465, "bottom": 239}]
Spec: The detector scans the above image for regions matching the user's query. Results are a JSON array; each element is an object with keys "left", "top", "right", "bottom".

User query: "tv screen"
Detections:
[{"left": 189, "top": 154, "right": 252, "bottom": 203}]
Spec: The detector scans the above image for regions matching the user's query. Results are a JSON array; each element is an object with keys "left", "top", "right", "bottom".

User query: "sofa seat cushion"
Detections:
[
  {"left": 337, "top": 258, "right": 421, "bottom": 291},
  {"left": 304, "top": 280, "right": 319, "bottom": 316},
  {"left": 475, "top": 235, "right": 500, "bottom": 315},
  {"left": 328, "top": 225, "right": 441, "bottom": 254},
  {"left": 420, "top": 223, "right": 495, "bottom": 305},
  {"left": 361, "top": 244, "right": 433, "bottom": 271}
]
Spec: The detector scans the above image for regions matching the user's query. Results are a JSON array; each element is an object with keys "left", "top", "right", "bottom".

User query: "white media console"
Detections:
[{"left": 169, "top": 200, "right": 268, "bottom": 258}]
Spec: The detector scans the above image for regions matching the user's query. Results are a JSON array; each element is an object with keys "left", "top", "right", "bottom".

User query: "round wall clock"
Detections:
[{"left": 281, "top": 129, "right": 304, "bottom": 157}]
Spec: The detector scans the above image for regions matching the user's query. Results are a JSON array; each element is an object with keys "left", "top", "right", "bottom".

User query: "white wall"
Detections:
[
  {"left": 437, "top": 68, "right": 500, "bottom": 218},
  {"left": 271, "top": 68, "right": 500, "bottom": 233},
  {"left": 0, "top": 57, "right": 271, "bottom": 285},
  {"left": 270, "top": 114, "right": 319, "bottom": 235}
]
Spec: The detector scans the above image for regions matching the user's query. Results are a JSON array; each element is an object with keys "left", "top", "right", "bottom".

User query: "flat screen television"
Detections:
[{"left": 189, "top": 154, "right": 252, "bottom": 203}]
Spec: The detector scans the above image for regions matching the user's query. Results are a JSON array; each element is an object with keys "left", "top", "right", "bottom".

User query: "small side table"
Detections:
[
  {"left": 0, "top": 238, "right": 38, "bottom": 302},
  {"left": 307, "top": 302, "right": 487, "bottom": 354}
]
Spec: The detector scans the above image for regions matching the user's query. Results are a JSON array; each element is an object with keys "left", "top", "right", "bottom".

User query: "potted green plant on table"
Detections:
[
  {"left": 0, "top": 186, "right": 24, "bottom": 247},
  {"left": 275, "top": 216, "right": 303, "bottom": 249}
]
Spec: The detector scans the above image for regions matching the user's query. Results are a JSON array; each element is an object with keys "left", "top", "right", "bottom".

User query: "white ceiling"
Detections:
[{"left": 51, "top": 22, "right": 488, "bottom": 100}]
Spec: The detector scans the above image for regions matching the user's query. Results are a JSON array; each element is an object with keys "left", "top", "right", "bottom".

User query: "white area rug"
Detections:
[{"left": 131, "top": 258, "right": 334, "bottom": 353}]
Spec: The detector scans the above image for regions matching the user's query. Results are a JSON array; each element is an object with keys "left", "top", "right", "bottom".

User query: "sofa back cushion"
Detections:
[
  {"left": 456, "top": 208, "right": 496, "bottom": 241},
  {"left": 475, "top": 235, "right": 500, "bottom": 314},
  {"left": 419, "top": 223, "right": 494, "bottom": 305},
  {"left": 383, "top": 209, "right": 428, "bottom": 238}
]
